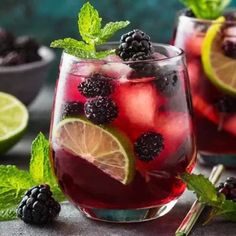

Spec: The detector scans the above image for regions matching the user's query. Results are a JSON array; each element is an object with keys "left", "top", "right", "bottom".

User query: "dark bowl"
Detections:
[{"left": 0, "top": 46, "right": 55, "bottom": 105}]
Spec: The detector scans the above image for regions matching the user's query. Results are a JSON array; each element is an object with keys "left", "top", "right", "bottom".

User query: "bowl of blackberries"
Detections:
[{"left": 0, "top": 28, "right": 55, "bottom": 105}]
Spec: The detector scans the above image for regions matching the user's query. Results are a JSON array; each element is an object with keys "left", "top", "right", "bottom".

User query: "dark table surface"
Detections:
[{"left": 0, "top": 86, "right": 235, "bottom": 236}]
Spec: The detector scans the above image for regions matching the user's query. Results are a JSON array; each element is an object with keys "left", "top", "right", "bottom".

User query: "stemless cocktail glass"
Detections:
[
  {"left": 173, "top": 12, "right": 236, "bottom": 166},
  {"left": 50, "top": 43, "right": 196, "bottom": 222}
]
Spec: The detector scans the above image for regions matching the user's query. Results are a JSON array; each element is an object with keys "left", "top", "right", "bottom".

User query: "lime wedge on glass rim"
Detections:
[
  {"left": 0, "top": 92, "right": 28, "bottom": 154},
  {"left": 202, "top": 16, "right": 236, "bottom": 96},
  {"left": 54, "top": 118, "right": 135, "bottom": 185}
]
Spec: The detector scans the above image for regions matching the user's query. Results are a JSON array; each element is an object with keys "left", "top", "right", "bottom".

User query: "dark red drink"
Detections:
[{"left": 50, "top": 43, "right": 196, "bottom": 222}]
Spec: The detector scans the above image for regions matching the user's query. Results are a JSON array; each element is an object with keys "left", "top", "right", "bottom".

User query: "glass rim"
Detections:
[
  {"left": 178, "top": 8, "right": 236, "bottom": 25},
  {"left": 62, "top": 42, "right": 185, "bottom": 64}
]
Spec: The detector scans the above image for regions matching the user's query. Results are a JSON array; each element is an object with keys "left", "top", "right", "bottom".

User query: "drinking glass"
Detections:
[
  {"left": 50, "top": 43, "right": 196, "bottom": 222},
  {"left": 173, "top": 11, "right": 236, "bottom": 166}
]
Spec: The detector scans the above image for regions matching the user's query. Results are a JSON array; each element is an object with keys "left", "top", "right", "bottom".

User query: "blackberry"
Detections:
[
  {"left": 222, "top": 39, "right": 236, "bottom": 59},
  {"left": 1, "top": 51, "right": 24, "bottom": 66},
  {"left": 15, "top": 36, "right": 41, "bottom": 63},
  {"left": 62, "top": 101, "right": 83, "bottom": 117},
  {"left": 134, "top": 132, "right": 164, "bottom": 162},
  {"left": 0, "top": 28, "right": 15, "bottom": 56},
  {"left": 84, "top": 97, "right": 118, "bottom": 125},
  {"left": 214, "top": 96, "right": 236, "bottom": 113},
  {"left": 15, "top": 36, "right": 40, "bottom": 53},
  {"left": 154, "top": 72, "right": 180, "bottom": 97},
  {"left": 17, "top": 184, "right": 61, "bottom": 225},
  {"left": 116, "top": 29, "right": 153, "bottom": 61},
  {"left": 217, "top": 177, "right": 236, "bottom": 201},
  {"left": 78, "top": 74, "right": 114, "bottom": 98}
]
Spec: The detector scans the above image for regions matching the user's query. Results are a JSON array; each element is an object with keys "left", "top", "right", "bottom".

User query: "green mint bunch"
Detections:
[
  {"left": 0, "top": 133, "right": 65, "bottom": 221},
  {"left": 180, "top": 0, "right": 231, "bottom": 19},
  {"left": 50, "top": 2, "right": 129, "bottom": 59},
  {"left": 181, "top": 173, "right": 236, "bottom": 223}
]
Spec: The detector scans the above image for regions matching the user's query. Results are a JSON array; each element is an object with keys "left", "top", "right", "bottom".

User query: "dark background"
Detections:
[{"left": 1, "top": 0, "right": 235, "bottom": 83}]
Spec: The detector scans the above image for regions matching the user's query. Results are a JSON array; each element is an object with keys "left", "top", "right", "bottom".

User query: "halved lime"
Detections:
[
  {"left": 54, "top": 118, "right": 135, "bottom": 185},
  {"left": 0, "top": 92, "right": 29, "bottom": 154},
  {"left": 202, "top": 16, "right": 236, "bottom": 96}
]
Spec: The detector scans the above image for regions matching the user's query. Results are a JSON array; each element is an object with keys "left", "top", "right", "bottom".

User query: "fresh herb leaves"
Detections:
[
  {"left": 180, "top": 0, "right": 231, "bottom": 19},
  {"left": 0, "top": 133, "right": 65, "bottom": 221},
  {"left": 51, "top": 2, "right": 129, "bottom": 59},
  {"left": 181, "top": 173, "right": 236, "bottom": 223}
]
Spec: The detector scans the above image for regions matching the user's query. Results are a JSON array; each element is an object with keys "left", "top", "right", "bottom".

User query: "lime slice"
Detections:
[
  {"left": 54, "top": 118, "right": 135, "bottom": 185},
  {"left": 0, "top": 92, "right": 28, "bottom": 154},
  {"left": 202, "top": 16, "right": 236, "bottom": 96}
]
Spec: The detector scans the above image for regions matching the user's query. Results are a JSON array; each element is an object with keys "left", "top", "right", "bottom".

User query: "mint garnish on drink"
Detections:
[
  {"left": 181, "top": 173, "right": 236, "bottom": 223},
  {"left": 180, "top": 0, "right": 231, "bottom": 19},
  {"left": 50, "top": 2, "right": 130, "bottom": 59},
  {"left": 0, "top": 133, "right": 65, "bottom": 221}
]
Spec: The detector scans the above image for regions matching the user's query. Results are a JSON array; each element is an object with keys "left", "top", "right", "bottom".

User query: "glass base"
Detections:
[
  {"left": 199, "top": 153, "right": 236, "bottom": 167},
  {"left": 78, "top": 199, "right": 177, "bottom": 223}
]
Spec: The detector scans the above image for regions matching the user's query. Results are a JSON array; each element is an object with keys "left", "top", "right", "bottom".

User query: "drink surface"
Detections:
[
  {"left": 50, "top": 51, "right": 196, "bottom": 209},
  {"left": 174, "top": 15, "right": 236, "bottom": 155}
]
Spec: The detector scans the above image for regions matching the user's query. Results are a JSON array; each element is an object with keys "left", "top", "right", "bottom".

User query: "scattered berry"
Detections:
[
  {"left": 214, "top": 96, "right": 236, "bottom": 113},
  {"left": 116, "top": 29, "right": 153, "bottom": 61},
  {"left": 154, "top": 72, "right": 180, "bottom": 97},
  {"left": 17, "top": 184, "right": 61, "bottom": 225},
  {"left": 62, "top": 101, "right": 83, "bottom": 117},
  {"left": 84, "top": 97, "right": 118, "bottom": 125},
  {"left": 78, "top": 74, "right": 114, "bottom": 98},
  {"left": 0, "top": 28, "right": 15, "bottom": 56},
  {"left": 222, "top": 39, "right": 236, "bottom": 58},
  {"left": 134, "top": 132, "right": 164, "bottom": 162},
  {"left": 1, "top": 51, "right": 24, "bottom": 66},
  {"left": 217, "top": 177, "right": 236, "bottom": 201}
]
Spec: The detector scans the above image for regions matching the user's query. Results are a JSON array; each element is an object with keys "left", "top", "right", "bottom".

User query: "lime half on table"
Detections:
[
  {"left": 0, "top": 92, "right": 29, "bottom": 154},
  {"left": 202, "top": 16, "right": 236, "bottom": 96},
  {"left": 54, "top": 118, "right": 135, "bottom": 185}
]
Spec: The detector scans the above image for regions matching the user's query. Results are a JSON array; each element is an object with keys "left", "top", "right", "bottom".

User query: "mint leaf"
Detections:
[
  {"left": 98, "top": 21, "right": 130, "bottom": 44},
  {"left": 180, "top": 0, "right": 231, "bottom": 19},
  {"left": 0, "top": 165, "right": 36, "bottom": 213},
  {"left": 29, "top": 133, "right": 65, "bottom": 202},
  {"left": 220, "top": 200, "right": 236, "bottom": 221},
  {"left": 78, "top": 2, "right": 101, "bottom": 44},
  {"left": 50, "top": 2, "right": 129, "bottom": 59},
  {"left": 0, "top": 208, "right": 17, "bottom": 221},
  {"left": 181, "top": 173, "right": 219, "bottom": 205}
]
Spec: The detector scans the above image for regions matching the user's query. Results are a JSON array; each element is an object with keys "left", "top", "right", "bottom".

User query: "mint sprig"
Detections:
[
  {"left": 180, "top": 0, "right": 231, "bottom": 19},
  {"left": 181, "top": 173, "right": 236, "bottom": 223},
  {"left": 0, "top": 133, "right": 65, "bottom": 221},
  {"left": 51, "top": 2, "right": 130, "bottom": 59}
]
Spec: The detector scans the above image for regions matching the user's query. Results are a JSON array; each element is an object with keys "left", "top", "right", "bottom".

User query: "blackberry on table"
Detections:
[
  {"left": 84, "top": 97, "right": 118, "bottom": 125},
  {"left": 154, "top": 72, "right": 180, "bottom": 97},
  {"left": 17, "top": 184, "right": 61, "bottom": 225},
  {"left": 134, "top": 132, "right": 164, "bottom": 162},
  {"left": 217, "top": 177, "right": 236, "bottom": 201},
  {"left": 62, "top": 101, "right": 83, "bottom": 117},
  {"left": 116, "top": 29, "right": 153, "bottom": 61},
  {"left": 78, "top": 74, "right": 114, "bottom": 98}
]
